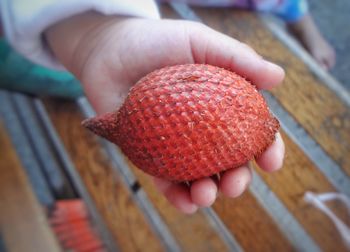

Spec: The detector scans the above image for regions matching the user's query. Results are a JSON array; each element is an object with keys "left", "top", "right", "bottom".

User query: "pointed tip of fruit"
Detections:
[
  {"left": 81, "top": 117, "right": 93, "bottom": 129},
  {"left": 81, "top": 117, "right": 99, "bottom": 135},
  {"left": 82, "top": 117, "right": 100, "bottom": 134},
  {"left": 81, "top": 112, "right": 118, "bottom": 140}
]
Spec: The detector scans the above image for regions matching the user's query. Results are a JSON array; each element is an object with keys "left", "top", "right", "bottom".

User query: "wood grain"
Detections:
[
  {"left": 0, "top": 121, "right": 61, "bottom": 252},
  {"left": 44, "top": 100, "right": 164, "bottom": 252},
  {"left": 213, "top": 192, "right": 295, "bottom": 252},
  {"left": 193, "top": 7, "right": 350, "bottom": 177},
  {"left": 128, "top": 161, "right": 230, "bottom": 252},
  {"left": 254, "top": 132, "right": 349, "bottom": 252}
]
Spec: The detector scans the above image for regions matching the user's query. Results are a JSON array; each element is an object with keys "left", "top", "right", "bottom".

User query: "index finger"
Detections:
[{"left": 189, "top": 24, "right": 285, "bottom": 90}]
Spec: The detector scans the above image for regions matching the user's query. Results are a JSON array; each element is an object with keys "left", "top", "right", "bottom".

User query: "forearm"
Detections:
[{"left": 287, "top": 14, "right": 321, "bottom": 49}]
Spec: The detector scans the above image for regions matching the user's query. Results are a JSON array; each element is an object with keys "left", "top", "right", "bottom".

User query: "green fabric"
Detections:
[{"left": 0, "top": 39, "right": 83, "bottom": 99}]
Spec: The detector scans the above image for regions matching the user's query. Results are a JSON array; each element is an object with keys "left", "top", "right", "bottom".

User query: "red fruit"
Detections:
[{"left": 83, "top": 64, "right": 279, "bottom": 182}]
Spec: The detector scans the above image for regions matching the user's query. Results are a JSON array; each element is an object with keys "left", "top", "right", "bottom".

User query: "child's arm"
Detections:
[
  {"left": 287, "top": 13, "right": 336, "bottom": 70},
  {"left": 267, "top": 0, "right": 336, "bottom": 70},
  {"left": 45, "top": 11, "right": 285, "bottom": 213}
]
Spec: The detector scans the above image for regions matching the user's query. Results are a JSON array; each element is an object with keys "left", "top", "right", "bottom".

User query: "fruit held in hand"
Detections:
[{"left": 83, "top": 64, "right": 279, "bottom": 182}]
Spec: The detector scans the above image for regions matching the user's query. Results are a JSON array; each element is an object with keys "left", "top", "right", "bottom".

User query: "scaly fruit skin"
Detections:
[{"left": 83, "top": 64, "right": 279, "bottom": 182}]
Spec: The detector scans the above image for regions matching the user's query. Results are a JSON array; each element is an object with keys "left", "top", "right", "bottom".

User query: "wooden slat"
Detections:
[
  {"left": 193, "top": 7, "right": 350, "bottom": 177},
  {"left": 160, "top": 3, "right": 182, "bottom": 19},
  {"left": 44, "top": 100, "right": 164, "bottom": 252},
  {"left": 213, "top": 192, "right": 295, "bottom": 252},
  {"left": 0, "top": 121, "right": 61, "bottom": 252},
  {"left": 128, "top": 162, "right": 230, "bottom": 252},
  {"left": 254, "top": 132, "right": 349, "bottom": 251}
]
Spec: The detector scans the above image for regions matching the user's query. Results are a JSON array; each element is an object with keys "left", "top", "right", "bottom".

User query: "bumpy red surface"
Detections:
[{"left": 83, "top": 64, "right": 279, "bottom": 182}]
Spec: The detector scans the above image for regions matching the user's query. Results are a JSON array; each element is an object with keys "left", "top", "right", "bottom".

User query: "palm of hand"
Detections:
[{"left": 76, "top": 18, "right": 285, "bottom": 213}]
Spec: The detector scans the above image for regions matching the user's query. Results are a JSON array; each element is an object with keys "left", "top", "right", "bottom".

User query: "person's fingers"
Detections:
[
  {"left": 325, "top": 48, "right": 336, "bottom": 70},
  {"left": 311, "top": 45, "right": 336, "bottom": 71},
  {"left": 321, "top": 61, "right": 329, "bottom": 71},
  {"left": 153, "top": 177, "right": 172, "bottom": 192},
  {"left": 190, "top": 177, "right": 218, "bottom": 207},
  {"left": 188, "top": 22, "right": 285, "bottom": 90},
  {"left": 314, "top": 53, "right": 329, "bottom": 71},
  {"left": 153, "top": 177, "right": 198, "bottom": 214},
  {"left": 219, "top": 165, "right": 252, "bottom": 198},
  {"left": 330, "top": 49, "right": 336, "bottom": 68},
  {"left": 255, "top": 132, "right": 285, "bottom": 172},
  {"left": 164, "top": 184, "right": 198, "bottom": 214}
]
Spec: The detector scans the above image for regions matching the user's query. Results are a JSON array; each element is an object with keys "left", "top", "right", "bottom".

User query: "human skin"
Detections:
[
  {"left": 46, "top": 11, "right": 285, "bottom": 214},
  {"left": 288, "top": 13, "right": 336, "bottom": 70}
]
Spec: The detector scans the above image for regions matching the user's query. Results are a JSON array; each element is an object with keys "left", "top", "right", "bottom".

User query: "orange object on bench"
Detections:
[{"left": 49, "top": 199, "right": 105, "bottom": 252}]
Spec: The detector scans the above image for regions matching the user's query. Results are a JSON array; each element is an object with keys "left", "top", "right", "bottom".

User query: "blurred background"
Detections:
[
  {"left": 0, "top": 1, "right": 349, "bottom": 252},
  {"left": 309, "top": 0, "right": 350, "bottom": 91}
]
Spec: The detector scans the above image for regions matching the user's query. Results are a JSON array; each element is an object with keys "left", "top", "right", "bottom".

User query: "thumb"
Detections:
[{"left": 187, "top": 22, "right": 285, "bottom": 90}]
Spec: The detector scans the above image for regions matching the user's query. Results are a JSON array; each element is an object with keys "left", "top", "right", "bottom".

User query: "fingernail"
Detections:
[
  {"left": 265, "top": 61, "right": 285, "bottom": 76},
  {"left": 232, "top": 179, "right": 246, "bottom": 198}
]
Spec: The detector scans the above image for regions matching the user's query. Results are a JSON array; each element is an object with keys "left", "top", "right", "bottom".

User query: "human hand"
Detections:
[{"left": 46, "top": 12, "right": 285, "bottom": 214}]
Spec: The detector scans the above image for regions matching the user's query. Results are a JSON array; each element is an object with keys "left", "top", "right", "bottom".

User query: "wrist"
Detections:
[{"left": 45, "top": 11, "right": 125, "bottom": 78}]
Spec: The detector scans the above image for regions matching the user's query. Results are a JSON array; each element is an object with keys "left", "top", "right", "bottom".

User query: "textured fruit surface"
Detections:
[{"left": 83, "top": 64, "right": 279, "bottom": 182}]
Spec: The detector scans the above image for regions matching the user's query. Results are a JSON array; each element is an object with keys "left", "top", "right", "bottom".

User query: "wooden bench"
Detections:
[
  {"left": 0, "top": 122, "right": 61, "bottom": 252},
  {"left": 1, "top": 3, "right": 349, "bottom": 252}
]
